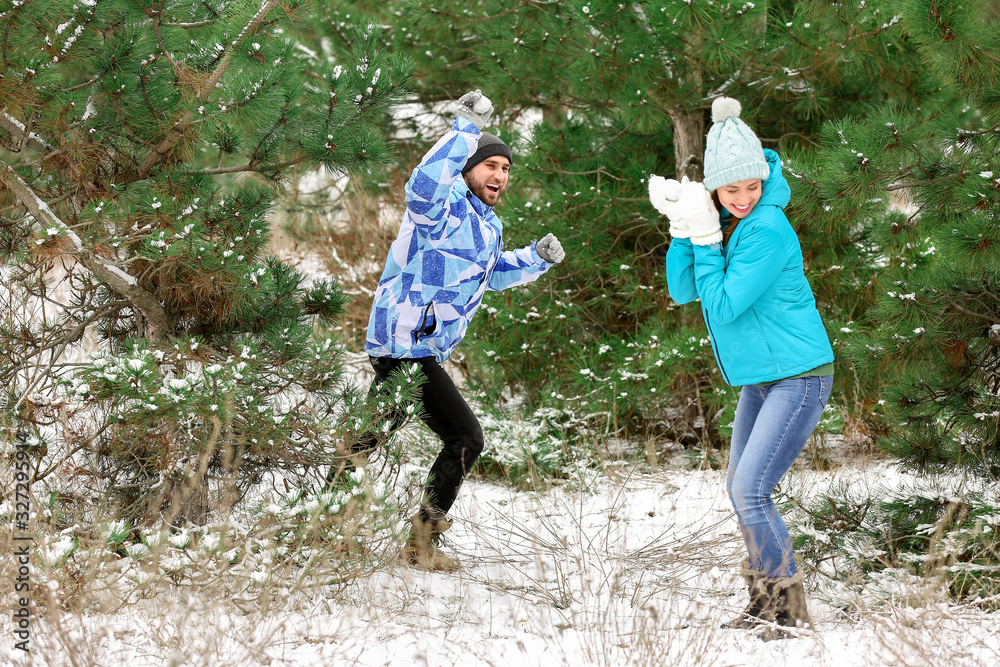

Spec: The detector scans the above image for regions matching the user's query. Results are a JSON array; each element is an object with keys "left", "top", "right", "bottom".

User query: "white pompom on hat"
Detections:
[{"left": 703, "top": 97, "right": 770, "bottom": 192}]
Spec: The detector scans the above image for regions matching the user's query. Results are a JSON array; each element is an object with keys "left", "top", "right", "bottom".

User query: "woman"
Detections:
[{"left": 650, "top": 97, "right": 834, "bottom": 637}]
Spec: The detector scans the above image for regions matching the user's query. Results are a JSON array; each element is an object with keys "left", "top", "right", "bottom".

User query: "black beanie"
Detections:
[{"left": 461, "top": 132, "right": 513, "bottom": 174}]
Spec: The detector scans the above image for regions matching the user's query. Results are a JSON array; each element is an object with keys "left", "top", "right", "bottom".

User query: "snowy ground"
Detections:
[{"left": 4, "top": 462, "right": 999, "bottom": 667}]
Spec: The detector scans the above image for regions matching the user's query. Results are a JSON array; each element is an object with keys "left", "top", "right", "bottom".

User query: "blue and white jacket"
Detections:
[
  {"left": 666, "top": 149, "right": 834, "bottom": 386},
  {"left": 366, "top": 117, "right": 552, "bottom": 362}
]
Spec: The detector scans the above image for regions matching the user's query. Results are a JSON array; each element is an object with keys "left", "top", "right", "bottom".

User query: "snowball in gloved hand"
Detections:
[{"left": 473, "top": 94, "right": 492, "bottom": 114}]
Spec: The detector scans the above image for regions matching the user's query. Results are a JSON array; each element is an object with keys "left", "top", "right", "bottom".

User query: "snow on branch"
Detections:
[
  {"left": 0, "top": 109, "right": 55, "bottom": 154},
  {"left": 1, "top": 161, "right": 136, "bottom": 288},
  {"left": 2, "top": 161, "right": 174, "bottom": 340}
]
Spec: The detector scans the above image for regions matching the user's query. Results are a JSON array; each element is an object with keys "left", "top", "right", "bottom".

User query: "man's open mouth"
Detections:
[{"left": 486, "top": 184, "right": 500, "bottom": 193}]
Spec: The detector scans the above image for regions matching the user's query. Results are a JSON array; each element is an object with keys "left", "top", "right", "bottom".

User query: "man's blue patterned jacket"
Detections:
[{"left": 365, "top": 116, "right": 552, "bottom": 362}]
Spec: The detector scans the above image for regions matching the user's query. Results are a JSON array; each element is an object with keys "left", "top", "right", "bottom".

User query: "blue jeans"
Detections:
[{"left": 726, "top": 375, "right": 832, "bottom": 579}]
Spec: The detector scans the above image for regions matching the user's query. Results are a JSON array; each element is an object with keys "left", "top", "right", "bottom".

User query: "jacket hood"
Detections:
[{"left": 757, "top": 149, "right": 790, "bottom": 210}]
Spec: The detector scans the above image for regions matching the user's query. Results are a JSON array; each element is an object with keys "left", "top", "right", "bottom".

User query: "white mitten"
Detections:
[
  {"left": 648, "top": 174, "right": 690, "bottom": 238},
  {"left": 680, "top": 184, "right": 722, "bottom": 245},
  {"left": 652, "top": 175, "right": 720, "bottom": 244}
]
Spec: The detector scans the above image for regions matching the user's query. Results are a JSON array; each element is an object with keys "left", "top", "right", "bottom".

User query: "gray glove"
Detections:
[
  {"left": 648, "top": 175, "right": 721, "bottom": 245},
  {"left": 536, "top": 233, "right": 565, "bottom": 263},
  {"left": 456, "top": 89, "right": 494, "bottom": 129}
]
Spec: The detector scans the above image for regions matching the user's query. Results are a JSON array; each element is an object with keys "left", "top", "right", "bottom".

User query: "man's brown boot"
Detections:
[{"left": 404, "top": 515, "right": 459, "bottom": 572}]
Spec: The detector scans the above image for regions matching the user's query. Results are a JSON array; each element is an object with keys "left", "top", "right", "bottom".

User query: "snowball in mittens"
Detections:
[
  {"left": 676, "top": 178, "right": 717, "bottom": 221},
  {"left": 648, "top": 175, "right": 683, "bottom": 217}
]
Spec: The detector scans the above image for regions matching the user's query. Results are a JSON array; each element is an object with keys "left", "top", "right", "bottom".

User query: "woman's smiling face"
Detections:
[{"left": 716, "top": 178, "right": 762, "bottom": 219}]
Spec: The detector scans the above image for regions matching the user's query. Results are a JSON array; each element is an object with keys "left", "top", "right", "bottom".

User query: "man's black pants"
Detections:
[{"left": 355, "top": 356, "right": 484, "bottom": 520}]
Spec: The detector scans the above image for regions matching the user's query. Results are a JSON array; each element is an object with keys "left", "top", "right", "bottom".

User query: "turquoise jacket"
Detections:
[{"left": 665, "top": 149, "right": 833, "bottom": 386}]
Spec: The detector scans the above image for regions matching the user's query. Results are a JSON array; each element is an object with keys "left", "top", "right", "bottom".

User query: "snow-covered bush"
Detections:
[
  {"left": 0, "top": 463, "right": 409, "bottom": 619},
  {"left": 789, "top": 474, "right": 1000, "bottom": 607},
  {"left": 473, "top": 405, "right": 595, "bottom": 489}
]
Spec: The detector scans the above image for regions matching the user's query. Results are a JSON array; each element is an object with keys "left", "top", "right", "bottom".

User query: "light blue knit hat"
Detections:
[{"left": 703, "top": 97, "right": 770, "bottom": 192}]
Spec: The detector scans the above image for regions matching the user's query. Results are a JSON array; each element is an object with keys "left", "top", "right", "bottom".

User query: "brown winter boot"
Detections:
[
  {"left": 758, "top": 571, "right": 812, "bottom": 641},
  {"left": 721, "top": 559, "right": 773, "bottom": 629},
  {"left": 404, "top": 515, "right": 459, "bottom": 572}
]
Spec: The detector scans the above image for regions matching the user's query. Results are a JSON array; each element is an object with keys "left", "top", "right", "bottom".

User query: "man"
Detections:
[{"left": 352, "top": 90, "right": 565, "bottom": 571}]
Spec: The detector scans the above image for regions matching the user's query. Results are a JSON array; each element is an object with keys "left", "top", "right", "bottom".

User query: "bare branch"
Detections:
[{"left": 178, "top": 156, "right": 308, "bottom": 176}]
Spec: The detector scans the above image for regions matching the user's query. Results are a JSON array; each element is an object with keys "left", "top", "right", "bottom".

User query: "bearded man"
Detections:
[{"left": 350, "top": 90, "right": 565, "bottom": 570}]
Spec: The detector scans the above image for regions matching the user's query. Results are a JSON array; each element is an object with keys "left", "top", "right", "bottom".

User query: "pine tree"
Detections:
[
  {"left": 820, "top": 0, "right": 1000, "bottom": 476},
  {"left": 0, "top": 1, "right": 412, "bottom": 520},
  {"left": 330, "top": 0, "right": 934, "bottom": 453}
]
